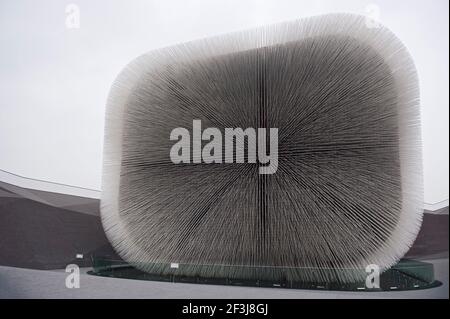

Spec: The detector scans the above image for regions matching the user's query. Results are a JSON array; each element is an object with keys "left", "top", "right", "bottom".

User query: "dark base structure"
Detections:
[{"left": 88, "top": 258, "right": 441, "bottom": 292}]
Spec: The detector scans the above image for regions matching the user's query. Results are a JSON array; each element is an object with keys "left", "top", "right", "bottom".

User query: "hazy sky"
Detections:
[{"left": 0, "top": 0, "right": 448, "bottom": 204}]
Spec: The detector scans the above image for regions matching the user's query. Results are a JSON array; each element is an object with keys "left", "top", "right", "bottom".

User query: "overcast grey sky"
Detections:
[{"left": 0, "top": 0, "right": 448, "bottom": 204}]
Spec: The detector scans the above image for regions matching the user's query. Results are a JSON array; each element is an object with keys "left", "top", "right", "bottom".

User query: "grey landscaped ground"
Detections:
[{"left": 0, "top": 180, "right": 448, "bottom": 299}]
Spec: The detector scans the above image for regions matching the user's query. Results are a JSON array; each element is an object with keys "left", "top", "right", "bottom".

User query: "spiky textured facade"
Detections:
[{"left": 101, "top": 14, "right": 423, "bottom": 283}]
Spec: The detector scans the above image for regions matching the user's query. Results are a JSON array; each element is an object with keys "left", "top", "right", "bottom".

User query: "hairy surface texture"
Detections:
[{"left": 101, "top": 14, "right": 423, "bottom": 283}]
